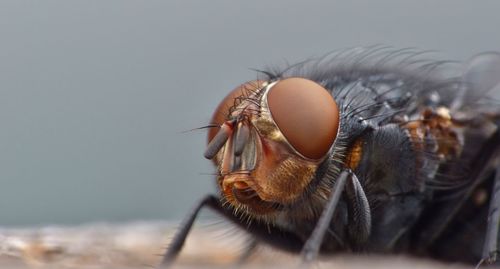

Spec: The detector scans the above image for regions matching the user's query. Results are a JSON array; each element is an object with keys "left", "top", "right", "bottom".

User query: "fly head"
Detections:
[{"left": 205, "top": 78, "right": 340, "bottom": 219}]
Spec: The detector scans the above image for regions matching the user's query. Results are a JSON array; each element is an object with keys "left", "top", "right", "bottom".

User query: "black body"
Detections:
[{"left": 161, "top": 47, "right": 500, "bottom": 267}]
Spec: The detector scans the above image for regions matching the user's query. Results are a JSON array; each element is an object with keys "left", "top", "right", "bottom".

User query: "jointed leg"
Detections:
[
  {"left": 160, "top": 195, "right": 219, "bottom": 268},
  {"left": 300, "top": 170, "right": 350, "bottom": 265},
  {"left": 345, "top": 172, "right": 371, "bottom": 247},
  {"left": 480, "top": 167, "right": 500, "bottom": 266},
  {"left": 417, "top": 124, "right": 500, "bottom": 252},
  {"left": 160, "top": 194, "right": 305, "bottom": 268}
]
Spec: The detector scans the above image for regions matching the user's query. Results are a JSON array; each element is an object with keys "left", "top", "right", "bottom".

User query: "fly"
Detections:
[{"left": 160, "top": 47, "right": 500, "bottom": 268}]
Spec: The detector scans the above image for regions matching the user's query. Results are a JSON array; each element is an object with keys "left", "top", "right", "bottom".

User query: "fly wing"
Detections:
[
  {"left": 410, "top": 53, "right": 500, "bottom": 261},
  {"left": 451, "top": 52, "right": 500, "bottom": 112}
]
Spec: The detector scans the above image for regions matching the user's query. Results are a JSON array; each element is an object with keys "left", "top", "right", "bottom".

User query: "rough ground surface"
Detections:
[{"left": 0, "top": 221, "right": 491, "bottom": 269}]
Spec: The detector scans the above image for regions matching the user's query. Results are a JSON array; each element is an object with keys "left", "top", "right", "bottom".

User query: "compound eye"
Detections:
[
  {"left": 208, "top": 80, "right": 265, "bottom": 143},
  {"left": 267, "top": 78, "right": 339, "bottom": 159}
]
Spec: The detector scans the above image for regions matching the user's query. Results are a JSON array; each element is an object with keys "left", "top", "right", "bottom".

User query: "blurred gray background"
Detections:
[{"left": 0, "top": 1, "right": 498, "bottom": 226}]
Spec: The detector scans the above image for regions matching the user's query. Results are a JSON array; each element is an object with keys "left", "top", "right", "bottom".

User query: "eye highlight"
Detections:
[{"left": 267, "top": 77, "right": 339, "bottom": 159}]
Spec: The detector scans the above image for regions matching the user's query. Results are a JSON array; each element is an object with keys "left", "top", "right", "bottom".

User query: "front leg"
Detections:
[
  {"left": 160, "top": 194, "right": 306, "bottom": 268},
  {"left": 345, "top": 171, "right": 371, "bottom": 248},
  {"left": 300, "top": 169, "right": 350, "bottom": 265},
  {"left": 479, "top": 167, "right": 500, "bottom": 267},
  {"left": 160, "top": 195, "right": 219, "bottom": 268}
]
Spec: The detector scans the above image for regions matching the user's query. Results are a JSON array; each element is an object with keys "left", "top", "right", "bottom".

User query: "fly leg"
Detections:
[
  {"left": 160, "top": 194, "right": 306, "bottom": 268},
  {"left": 479, "top": 167, "right": 500, "bottom": 266},
  {"left": 345, "top": 172, "right": 371, "bottom": 248},
  {"left": 417, "top": 121, "right": 500, "bottom": 253},
  {"left": 300, "top": 169, "right": 350, "bottom": 265},
  {"left": 160, "top": 195, "right": 219, "bottom": 268}
]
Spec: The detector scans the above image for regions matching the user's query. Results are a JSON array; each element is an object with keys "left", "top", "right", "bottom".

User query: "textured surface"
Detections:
[{"left": 0, "top": 221, "right": 489, "bottom": 269}]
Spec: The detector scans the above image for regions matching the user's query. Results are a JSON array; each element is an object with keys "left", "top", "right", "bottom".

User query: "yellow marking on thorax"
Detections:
[{"left": 346, "top": 138, "right": 364, "bottom": 170}]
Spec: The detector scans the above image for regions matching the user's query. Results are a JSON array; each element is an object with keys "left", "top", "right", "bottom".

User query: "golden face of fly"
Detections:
[{"left": 206, "top": 78, "right": 339, "bottom": 217}]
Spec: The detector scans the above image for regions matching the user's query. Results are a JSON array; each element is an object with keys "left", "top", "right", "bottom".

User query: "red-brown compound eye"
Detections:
[
  {"left": 208, "top": 80, "right": 265, "bottom": 144},
  {"left": 267, "top": 77, "right": 339, "bottom": 159}
]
